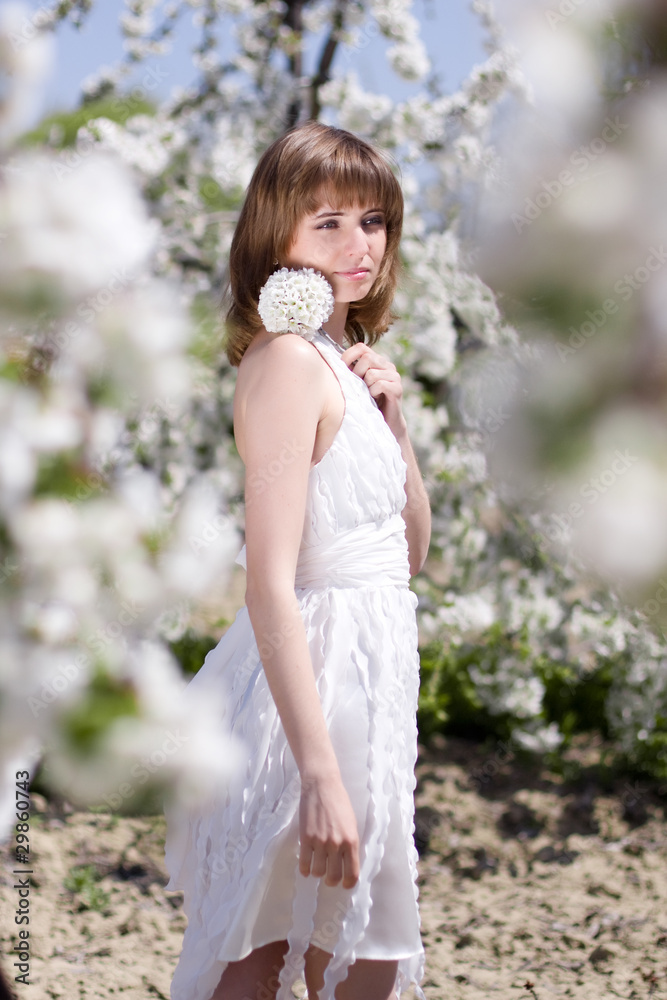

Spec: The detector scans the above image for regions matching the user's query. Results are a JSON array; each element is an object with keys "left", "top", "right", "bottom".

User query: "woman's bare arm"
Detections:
[
  {"left": 340, "top": 342, "right": 431, "bottom": 575},
  {"left": 389, "top": 421, "right": 431, "bottom": 575},
  {"left": 239, "top": 334, "right": 360, "bottom": 888}
]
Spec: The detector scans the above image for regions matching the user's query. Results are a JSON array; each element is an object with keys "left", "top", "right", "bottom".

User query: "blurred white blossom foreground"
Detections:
[
  {"left": 0, "top": 3, "right": 242, "bottom": 841},
  {"left": 478, "top": 0, "right": 667, "bottom": 610}
]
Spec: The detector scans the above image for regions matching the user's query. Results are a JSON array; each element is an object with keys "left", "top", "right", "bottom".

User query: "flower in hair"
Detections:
[{"left": 257, "top": 267, "right": 334, "bottom": 341}]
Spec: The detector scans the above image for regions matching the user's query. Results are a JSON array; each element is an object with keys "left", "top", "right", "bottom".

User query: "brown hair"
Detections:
[{"left": 224, "top": 121, "right": 404, "bottom": 367}]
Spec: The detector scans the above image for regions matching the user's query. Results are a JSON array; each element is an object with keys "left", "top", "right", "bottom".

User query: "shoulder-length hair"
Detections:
[{"left": 224, "top": 121, "right": 404, "bottom": 367}]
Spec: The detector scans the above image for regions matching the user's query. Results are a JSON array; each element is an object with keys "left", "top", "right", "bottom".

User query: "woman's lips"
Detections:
[{"left": 336, "top": 269, "right": 370, "bottom": 281}]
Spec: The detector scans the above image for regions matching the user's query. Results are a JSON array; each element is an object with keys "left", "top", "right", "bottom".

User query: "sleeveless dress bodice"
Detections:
[{"left": 164, "top": 331, "right": 426, "bottom": 1000}]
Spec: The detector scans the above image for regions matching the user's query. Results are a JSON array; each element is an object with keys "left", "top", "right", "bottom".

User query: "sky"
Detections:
[{"left": 29, "top": 0, "right": 487, "bottom": 116}]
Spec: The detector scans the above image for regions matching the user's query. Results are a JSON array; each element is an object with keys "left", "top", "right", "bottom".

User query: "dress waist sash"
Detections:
[{"left": 234, "top": 513, "right": 410, "bottom": 590}]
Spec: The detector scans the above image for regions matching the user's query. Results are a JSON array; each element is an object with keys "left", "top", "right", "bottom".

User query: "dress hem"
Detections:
[{"left": 210, "top": 931, "right": 425, "bottom": 965}]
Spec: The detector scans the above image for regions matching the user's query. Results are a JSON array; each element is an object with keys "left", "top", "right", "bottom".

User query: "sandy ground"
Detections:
[{"left": 1, "top": 734, "right": 666, "bottom": 1000}]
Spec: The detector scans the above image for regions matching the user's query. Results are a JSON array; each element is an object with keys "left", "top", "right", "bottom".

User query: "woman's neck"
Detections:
[{"left": 321, "top": 300, "right": 349, "bottom": 347}]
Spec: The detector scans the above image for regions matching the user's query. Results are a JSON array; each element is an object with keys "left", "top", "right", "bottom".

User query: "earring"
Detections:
[{"left": 273, "top": 258, "right": 279, "bottom": 265}]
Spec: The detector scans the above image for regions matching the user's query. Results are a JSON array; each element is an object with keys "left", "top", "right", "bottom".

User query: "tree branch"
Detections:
[
  {"left": 284, "top": 0, "right": 305, "bottom": 129},
  {"left": 310, "top": 0, "right": 348, "bottom": 121}
]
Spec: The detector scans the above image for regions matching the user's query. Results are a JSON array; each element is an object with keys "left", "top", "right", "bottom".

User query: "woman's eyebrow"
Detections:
[{"left": 314, "top": 207, "right": 384, "bottom": 219}]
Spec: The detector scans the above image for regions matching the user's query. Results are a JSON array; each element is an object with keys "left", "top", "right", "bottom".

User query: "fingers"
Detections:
[
  {"left": 323, "top": 847, "right": 360, "bottom": 888},
  {"left": 299, "top": 838, "right": 337, "bottom": 879},
  {"left": 340, "top": 346, "right": 400, "bottom": 406},
  {"left": 341, "top": 344, "right": 394, "bottom": 377},
  {"left": 298, "top": 842, "right": 313, "bottom": 878},
  {"left": 299, "top": 838, "right": 360, "bottom": 888},
  {"left": 341, "top": 842, "right": 360, "bottom": 888},
  {"left": 365, "top": 371, "right": 401, "bottom": 397},
  {"left": 298, "top": 778, "right": 360, "bottom": 889},
  {"left": 310, "top": 843, "right": 329, "bottom": 879},
  {"left": 324, "top": 851, "right": 343, "bottom": 886}
]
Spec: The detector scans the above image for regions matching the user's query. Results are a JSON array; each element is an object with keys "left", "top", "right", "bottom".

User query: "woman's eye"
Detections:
[
  {"left": 364, "top": 216, "right": 385, "bottom": 227},
  {"left": 317, "top": 220, "right": 338, "bottom": 230}
]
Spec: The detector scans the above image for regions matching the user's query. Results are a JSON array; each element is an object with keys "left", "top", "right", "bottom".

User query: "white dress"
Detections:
[{"left": 164, "top": 330, "right": 427, "bottom": 1000}]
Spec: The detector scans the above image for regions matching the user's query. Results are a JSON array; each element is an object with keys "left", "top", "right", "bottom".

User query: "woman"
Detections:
[{"left": 164, "top": 121, "right": 431, "bottom": 1000}]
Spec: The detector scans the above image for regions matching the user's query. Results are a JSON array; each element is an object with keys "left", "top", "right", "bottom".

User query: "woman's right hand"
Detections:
[{"left": 298, "top": 770, "right": 360, "bottom": 889}]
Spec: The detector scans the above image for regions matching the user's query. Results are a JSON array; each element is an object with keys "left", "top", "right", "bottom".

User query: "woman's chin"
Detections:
[{"left": 332, "top": 281, "right": 374, "bottom": 304}]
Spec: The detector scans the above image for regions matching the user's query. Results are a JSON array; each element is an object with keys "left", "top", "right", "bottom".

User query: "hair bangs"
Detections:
[
  {"left": 224, "top": 122, "right": 404, "bottom": 366},
  {"left": 321, "top": 161, "right": 397, "bottom": 214},
  {"left": 300, "top": 143, "right": 402, "bottom": 225}
]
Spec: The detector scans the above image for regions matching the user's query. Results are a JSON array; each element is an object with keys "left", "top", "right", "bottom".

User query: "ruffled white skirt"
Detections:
[{"left": 164, "top": 518, "right": 426, "bottom": 1000}]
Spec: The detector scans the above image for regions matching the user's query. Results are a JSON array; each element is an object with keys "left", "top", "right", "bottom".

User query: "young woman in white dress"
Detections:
[{"left": 167, "top": 120, "right": 431, "bottom": 1000}]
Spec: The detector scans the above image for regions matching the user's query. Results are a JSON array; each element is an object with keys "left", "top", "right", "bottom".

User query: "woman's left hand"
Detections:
[{"left": 340, "top": 343, "right": 407, "bottom": 439}]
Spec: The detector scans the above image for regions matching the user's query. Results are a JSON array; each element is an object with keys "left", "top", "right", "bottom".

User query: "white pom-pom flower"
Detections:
[{"left": 257, "top": 267, "right": 335, "bottom": 341}]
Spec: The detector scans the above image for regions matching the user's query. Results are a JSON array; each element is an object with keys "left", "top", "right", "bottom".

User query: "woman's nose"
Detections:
[{"left": 346, "top": 224, "right": 370, "bottom": 257}]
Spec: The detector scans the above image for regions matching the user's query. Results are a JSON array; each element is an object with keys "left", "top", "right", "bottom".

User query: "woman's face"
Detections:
[{"left": 282, "top": 194, "right": 387, "bottom": 304}]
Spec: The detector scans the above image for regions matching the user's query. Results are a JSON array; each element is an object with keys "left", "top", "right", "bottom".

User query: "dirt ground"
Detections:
[{"left": 1, "top": 734, "right": 666, "bottom": 1000}]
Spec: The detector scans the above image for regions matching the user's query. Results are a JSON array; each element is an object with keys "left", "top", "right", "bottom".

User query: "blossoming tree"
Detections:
[{"left": 4, "top": 0, "right": 667, "bottom": 843}]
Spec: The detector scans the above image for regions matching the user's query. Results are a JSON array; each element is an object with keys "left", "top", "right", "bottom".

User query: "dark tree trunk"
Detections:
[
  {"left": 310, "top": 0, "right": 348, "bottom": 120},
  {"left": 284, "top": 0, "right": 305, "bottom": 128}
]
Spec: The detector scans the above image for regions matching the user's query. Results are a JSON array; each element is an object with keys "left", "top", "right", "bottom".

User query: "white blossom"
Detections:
[
  {"left": 258, "top": 268, "right": 335, "bottom": 339},
  {"left": 437, "top": 590, "right": 497, "bottom": 640},
  {"left": 387, "top": 38, "right": 430, "bottom": 82},
  {"left": 0, "top": 154, "right": 156, "bottom": 301}
]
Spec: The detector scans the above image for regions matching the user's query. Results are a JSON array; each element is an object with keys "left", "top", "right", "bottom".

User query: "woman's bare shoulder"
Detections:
[
  {"left": 238, "top": 331, "right": 323, "bottom": 387},
  {"left": 234, "top": 333, "right": 327, "bottom": 459}
]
